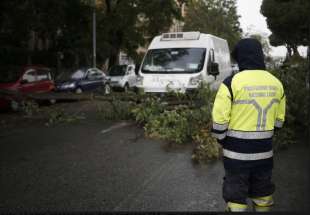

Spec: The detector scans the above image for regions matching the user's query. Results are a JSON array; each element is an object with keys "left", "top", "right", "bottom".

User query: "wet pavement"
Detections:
[{"left": 0, "top": 117, "right": 309, "bottom": 212}]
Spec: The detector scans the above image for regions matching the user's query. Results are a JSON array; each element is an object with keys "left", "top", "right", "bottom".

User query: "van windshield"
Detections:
[{"left": 141, "top": 48, "right": 206, "bottom": 74}]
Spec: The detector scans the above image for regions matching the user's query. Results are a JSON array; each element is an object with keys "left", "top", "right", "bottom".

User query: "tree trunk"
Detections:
[
  {"left": 56, "top": 52, "right": 62, "bottom": 78},
  {"left": 74, "top": 53, "right": 80, "bottom": 69},
  {"left": 108, "top": 52, "right": 119, "bottom": 68},
  {"left": 292, "top": 45, "right": 300, "bottom": 57},
  {"left": 27, "top": 31, "right": 36, "bottom": 64},
  {"left": 285, "top": 45, "right": 292, "bottom": 59},
  {"left": 27, "top": 53, "right": 32, "bottom": 65}
]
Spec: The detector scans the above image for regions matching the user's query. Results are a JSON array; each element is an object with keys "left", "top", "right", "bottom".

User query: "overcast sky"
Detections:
[{"left": 236, "top": 0, "right": 306, "bottom": 57}]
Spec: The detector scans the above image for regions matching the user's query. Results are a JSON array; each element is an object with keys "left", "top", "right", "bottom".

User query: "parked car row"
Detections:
[
  {"left": 0, "top": 65, "right": 133, "bottom": 111},
  {"left": 1, "top": 31, "right": 236, "bottom": 111}
]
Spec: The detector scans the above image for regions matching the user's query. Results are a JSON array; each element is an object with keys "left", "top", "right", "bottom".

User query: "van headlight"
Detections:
[
  {"left": 189, "top": 75, "right": 203, "bottom": 85},
  {"left": 136, "top": 76, "right": 144, "bottom": 85}
]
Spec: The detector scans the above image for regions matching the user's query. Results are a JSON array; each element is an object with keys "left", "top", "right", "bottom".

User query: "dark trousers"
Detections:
[{"left": 223, "top": 168, "right": 275, "bottom": 204}]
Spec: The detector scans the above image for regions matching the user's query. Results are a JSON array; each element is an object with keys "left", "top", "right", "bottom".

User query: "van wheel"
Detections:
[
  {"left": 124, "top": 83, "right": 129, "bottom": 93},
  {"left": 75, "top": 87, "right": 83, "bottom": 94}
]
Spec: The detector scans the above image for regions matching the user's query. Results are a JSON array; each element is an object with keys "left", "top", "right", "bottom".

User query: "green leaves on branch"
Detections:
[
  {"left": 132, "top": 84, "right": 220, "bottom": 162},
  {"left": 145, "top": 110, "right": 190, "bottom": 144},
  {"left": 132, "top": 97, "right": 165, "bottom": 124},
  {"left": 183, "top": 0, "right": 242, "bottom": 49},
  {"left": 270, "top": 60, "right": 309, "bottom": 149},
  {"left": 97, "top": 100, "right": 136, "bottom": 121}
]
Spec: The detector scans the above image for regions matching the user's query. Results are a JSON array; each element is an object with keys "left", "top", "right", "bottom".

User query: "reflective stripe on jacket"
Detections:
[{"left": 212, "top": 70, "right": 286, "bottom": 170}]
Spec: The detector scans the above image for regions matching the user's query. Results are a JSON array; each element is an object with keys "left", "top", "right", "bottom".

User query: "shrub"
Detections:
[
  {"left": 131, "top": 84, "right": 220, "bottom": 162},
  {"left": 21, "top": 100, "right": 40, "bottom": 117},
  {"left": 97, "top": 100, "right": 136, "bottom": 121},
  {"left": 44, "top": 107, "right": 86, "bottom": 126},
  {"left": 132, "top": 96, "right": 165, "bottom": 124},
  {"left": 145, "top": 109, "right": 191, "bottom": 144},
  {"left": 270, "top": 59, "right": 309, "bottom": 148},
  {"left": 192, "top": 125, "right": 220, "bottom": 162}
]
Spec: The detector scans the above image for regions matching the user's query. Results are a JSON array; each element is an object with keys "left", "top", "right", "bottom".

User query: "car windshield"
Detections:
[
  {"left": 0, "top": 67, "right": 22, "bottom": 83},
  {"left": 57, "top": 68, "right": 87, "bottom": 81},
  {"left": 141, "top": 48, "right": 206, "bottom": 74},
  {"left": 109, "top": 65, "right": 127, "bottom": 76}
]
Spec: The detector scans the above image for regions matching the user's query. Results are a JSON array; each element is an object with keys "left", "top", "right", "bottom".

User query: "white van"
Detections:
[
  {"left": 108, "top": 64, "right": 136, "bottom": 92},
  {"left": 136, "top": 32, "right": 232, "bottom": 93}
]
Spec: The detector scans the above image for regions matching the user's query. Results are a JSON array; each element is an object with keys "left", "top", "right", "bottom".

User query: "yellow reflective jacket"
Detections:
[{"left": 211, "top": 70, "right": 286, "bottom": 168}]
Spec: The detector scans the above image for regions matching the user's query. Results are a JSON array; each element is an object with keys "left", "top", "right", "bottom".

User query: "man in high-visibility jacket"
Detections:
[{"left": 211, "top": 38, "right": 286, "bottom": 212}]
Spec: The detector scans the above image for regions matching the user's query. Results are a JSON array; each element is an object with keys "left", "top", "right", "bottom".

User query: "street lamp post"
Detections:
[{"left": 92, "top": 0, "right": 97, "bottom": 68}]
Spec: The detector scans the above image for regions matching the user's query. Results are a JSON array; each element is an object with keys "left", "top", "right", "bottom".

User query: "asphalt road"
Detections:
[{"left": 0, "top": 117, "right": 309, "bottom": 212}]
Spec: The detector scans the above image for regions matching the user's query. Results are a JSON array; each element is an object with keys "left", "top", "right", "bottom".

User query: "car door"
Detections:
[
  {"left": 18, "top": 69, "right": 39, "bottom": 93},
  {"left": 36, "top": 68, "right": 54, "bottom": 92},
  {"left": 81, "top": 69, "right": 103, "bottom": 91},
  {"left": 78, "top": 69, "right": 94, "bottom": 91},
  {"left": 90, "top": 69, "right": 105, "bottom": 89}
]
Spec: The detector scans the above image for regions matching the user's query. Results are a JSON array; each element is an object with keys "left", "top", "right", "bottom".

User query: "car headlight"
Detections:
[
  {"left": 189, "top": 75, "right": 203, "bottom": 85},
  {"left": 63, "top": 83, "right": 75, "bottom": 88}
]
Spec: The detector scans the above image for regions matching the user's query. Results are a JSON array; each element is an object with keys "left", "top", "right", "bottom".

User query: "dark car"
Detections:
[
  {"left": 0, "top": 65, "right": 55, "bottom": 110},
  {"left": 55, "top": 67, "right": 110, "bottom": 94}
]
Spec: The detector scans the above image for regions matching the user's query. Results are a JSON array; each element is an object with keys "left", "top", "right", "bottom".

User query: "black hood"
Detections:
[{"left": 232, "top": 38, "right": 266, "bottom": 71}]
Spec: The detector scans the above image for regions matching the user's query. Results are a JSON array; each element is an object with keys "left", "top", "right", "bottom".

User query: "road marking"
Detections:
[{"left": 101, "top": 122, "right": 133, "bottom": 134}]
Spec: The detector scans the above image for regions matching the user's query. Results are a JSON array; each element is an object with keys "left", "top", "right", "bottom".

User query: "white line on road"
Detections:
[{"left": 101, "top": 122, "right": 133, "bottom": 134}]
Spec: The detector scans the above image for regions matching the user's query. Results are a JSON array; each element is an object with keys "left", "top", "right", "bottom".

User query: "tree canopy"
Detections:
[
  {"left": 0, "top": 0, "right": 93, "bottom": 67},
  {"left": 97, "top": 0, "right": 180, "bottom": 66},
  {"left": 0, "top": 0, "right": 180, "bottom": 69},
  {"left": 261, "top": 0, "right": 310, "bottom": 57},
  {"left": 183, "top": 0, "right": 242, "bottom": 49}
]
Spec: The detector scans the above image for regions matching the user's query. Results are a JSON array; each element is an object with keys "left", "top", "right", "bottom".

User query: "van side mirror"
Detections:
[{"left": 209, "top": 62, "right": 219, "bottom": 77}]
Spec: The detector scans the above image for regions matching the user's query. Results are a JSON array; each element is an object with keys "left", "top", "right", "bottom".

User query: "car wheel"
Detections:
[
  {"left": 10, "top": 100, "right": 20, "bottom": 111},
  {"left": 104, "top": 84, "right": 111, "bottom": 95},
  {"left": 75, "top": 87, "right": 83, "bottom": 94}
]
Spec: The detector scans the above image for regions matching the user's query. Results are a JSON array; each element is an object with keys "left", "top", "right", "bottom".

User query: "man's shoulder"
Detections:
[
  {"left": 222, "top": 74, "right": 235, "bottom": 88},
  {"left": 262, "top": 70, "right": 284, "bottom": 88},
  {"left": 221, "top": 75, "right": 235, "bottom": 100}
]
